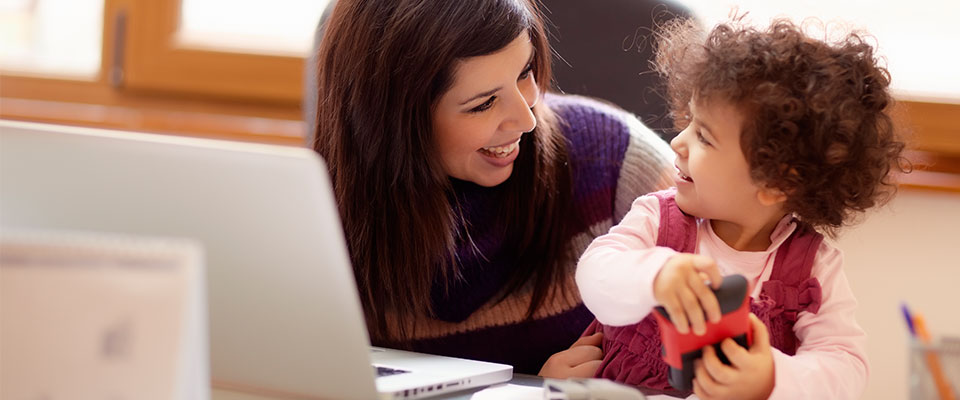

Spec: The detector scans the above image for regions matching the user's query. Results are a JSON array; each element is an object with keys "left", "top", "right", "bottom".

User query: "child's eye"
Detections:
[
  {"left": 696, "top": 131, "right": 712, "bottom": 146},
  {"left": 469, "top": 96, "right": 497, "bottom": 113}
]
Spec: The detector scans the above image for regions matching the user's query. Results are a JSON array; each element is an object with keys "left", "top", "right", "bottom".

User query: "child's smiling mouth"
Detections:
[{"left": 676, "top": 165, "right": 694, "bottom": 182}]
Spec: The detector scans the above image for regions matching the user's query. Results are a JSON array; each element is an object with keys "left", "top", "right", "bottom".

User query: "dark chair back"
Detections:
[{"left": 303, "top": 0, "right": 691, "bottom": 146}]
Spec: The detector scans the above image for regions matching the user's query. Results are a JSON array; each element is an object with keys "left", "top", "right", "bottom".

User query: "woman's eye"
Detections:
[
  {"left": 518, "top": 64, "right": 533, "bottom": 81},
  {"left": 469, "top": 96, "right": 497, "bottom": 113}
]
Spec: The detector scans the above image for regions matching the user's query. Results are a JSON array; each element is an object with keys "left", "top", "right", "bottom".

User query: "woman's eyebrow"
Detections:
[
  {"left": 458, "top": 43, "right": 536, "bottom": 107},
  {"left": 460, "top": 87, "right": 502, "bottom": 106}
]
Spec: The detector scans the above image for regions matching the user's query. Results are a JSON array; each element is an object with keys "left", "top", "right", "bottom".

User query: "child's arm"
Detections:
[
  {"left": 767, "top": 244, "right": 868, "bottom": 399},
  {"left": 576, "top": 195, "right": 674, "bottom": 325},
  {"left": 576, "top": 195, "right": 722, "bottom": 331}
]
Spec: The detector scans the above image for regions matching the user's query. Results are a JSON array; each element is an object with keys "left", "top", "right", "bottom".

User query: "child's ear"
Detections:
[{"left": 757, "top": 187, "right": 787, "bottom": 206}]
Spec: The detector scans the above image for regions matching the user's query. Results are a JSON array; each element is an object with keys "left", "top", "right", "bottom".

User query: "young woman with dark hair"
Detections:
[{"left": 312, "top": 0, "right": 673, "bottom": 376}]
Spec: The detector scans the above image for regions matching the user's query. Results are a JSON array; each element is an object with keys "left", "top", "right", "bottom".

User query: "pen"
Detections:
[
  {"left": 902, "top": 303, "right": 916, "bottom": 337},
  {"left": 913, "top": 313, "right": 956, "bottom": 400}
]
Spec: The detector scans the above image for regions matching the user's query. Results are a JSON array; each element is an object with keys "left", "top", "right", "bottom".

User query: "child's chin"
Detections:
[{"left": 674, "top": 195, "right": 698, "bottom": 217}]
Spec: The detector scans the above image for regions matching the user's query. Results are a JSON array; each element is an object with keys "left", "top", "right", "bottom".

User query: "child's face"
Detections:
[{"left": 669, "top": 98, "right": 768, "bottom": 222}]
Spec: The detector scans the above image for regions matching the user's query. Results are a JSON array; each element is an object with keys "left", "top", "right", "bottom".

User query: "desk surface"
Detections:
[
  {"left": 210, "top": 373, "right": 545, "bottom": 400},
  {"left": 435, "top": 373, "right": 544, "bottom": 399}
]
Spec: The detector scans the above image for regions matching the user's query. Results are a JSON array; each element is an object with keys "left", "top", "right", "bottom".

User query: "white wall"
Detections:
[{"left": 835, "top": 188, "right": 960, "bottom": 399}]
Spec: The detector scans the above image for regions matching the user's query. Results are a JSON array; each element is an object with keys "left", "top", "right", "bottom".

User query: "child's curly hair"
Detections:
[{"left": 655, "top": 18, "right": 908, "bottom": 234}]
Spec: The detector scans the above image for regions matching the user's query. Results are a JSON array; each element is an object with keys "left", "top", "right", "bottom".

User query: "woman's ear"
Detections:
[{"left": 756, "top": 187, "right": 787, "bottom": 206}]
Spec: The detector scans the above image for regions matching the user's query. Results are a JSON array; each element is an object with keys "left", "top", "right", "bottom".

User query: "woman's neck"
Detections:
[{"left": 710, "top": 212, "right": 788, "bottom": 252}]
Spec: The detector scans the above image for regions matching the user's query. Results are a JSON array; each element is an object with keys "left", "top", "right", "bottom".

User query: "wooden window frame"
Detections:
[
  {"left": 0, "top": 0, "right": 305, "bottom": 146},
  {"left": 118, "top": 0, "right": 305, "bottom": 103},
  {"left": 0, "top": 0, "right": 958, "bottom": 191}
]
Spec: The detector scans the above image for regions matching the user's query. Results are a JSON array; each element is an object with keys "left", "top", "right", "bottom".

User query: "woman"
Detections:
[{"left": 312, "top": 0, "right": 673, "bottom": 376}]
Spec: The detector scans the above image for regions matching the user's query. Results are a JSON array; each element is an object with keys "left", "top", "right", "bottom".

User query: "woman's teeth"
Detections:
[{"left": 479, "top": 139, "right": 520, "bottom": 158}]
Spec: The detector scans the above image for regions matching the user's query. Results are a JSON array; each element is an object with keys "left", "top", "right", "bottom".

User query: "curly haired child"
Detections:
[{"left": 575, "top": 18, "right": 907, "bottom": 400}]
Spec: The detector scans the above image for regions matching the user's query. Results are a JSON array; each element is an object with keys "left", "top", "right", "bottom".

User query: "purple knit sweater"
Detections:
[{"left": 392, "top": 94, "right": 673, "bottom": 374}]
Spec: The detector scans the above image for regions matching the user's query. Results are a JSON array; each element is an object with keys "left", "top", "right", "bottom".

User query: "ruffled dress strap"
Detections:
[
  {"left": 584, "top": 188, "right": 697, "bottom": 397},
  {"left": 751, "top": 221, "right": 824, "bottom": 355}
]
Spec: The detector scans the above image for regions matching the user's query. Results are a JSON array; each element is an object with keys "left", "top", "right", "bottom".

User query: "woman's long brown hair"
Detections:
[{"left": 313, "top": 0, "right": 573, "bottom": 342}]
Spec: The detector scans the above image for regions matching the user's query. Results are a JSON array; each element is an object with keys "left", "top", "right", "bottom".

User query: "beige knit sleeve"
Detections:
[{"left": 613, "top": 112, "right": 675, "bottom": 223}]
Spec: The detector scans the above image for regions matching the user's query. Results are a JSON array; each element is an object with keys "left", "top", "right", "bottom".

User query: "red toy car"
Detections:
[{"left": 652, "top": 274, "right": 753, "bottom": 391}]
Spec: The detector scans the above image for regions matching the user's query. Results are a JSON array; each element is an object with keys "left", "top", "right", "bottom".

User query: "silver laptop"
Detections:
[{"left": 0, "top": 120, "right": 512, "bottom": 400}]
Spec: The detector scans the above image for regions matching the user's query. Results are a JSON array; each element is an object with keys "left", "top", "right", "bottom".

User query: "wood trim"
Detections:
[
  {"left": 896, "top": 100, "right": 960, "bottom": 155},
  {"left": 0, "top": 97, "right": 304, "bottom": 146},
  {"left": 899, "top": 150, "right": 960, "bottom": 194},
  {"left": 118, "top": 0, "right": 304, "bottom": 103},
  {"left": 1, "top": 1, "right": 957, "bottom": 187},
  {"left": 0, "top": 75, "right": 303, "bottom": 121},
  {"left": 0, "top": 74, "right": 306, "bottom": 146}
]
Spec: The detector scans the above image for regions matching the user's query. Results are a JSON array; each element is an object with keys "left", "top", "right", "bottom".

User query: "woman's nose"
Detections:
[{"left": 504, "top": 79, "right": 539, "bottom": 133}]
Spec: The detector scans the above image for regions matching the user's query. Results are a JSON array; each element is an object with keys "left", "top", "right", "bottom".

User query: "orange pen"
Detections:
[{"left": 913, "top": 314, "right": 956, "bottom": 400}]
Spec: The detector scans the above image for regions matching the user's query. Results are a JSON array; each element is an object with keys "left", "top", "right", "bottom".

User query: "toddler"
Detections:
[{"left": 576, "top": 18, "right": 907, "bottom": 400}]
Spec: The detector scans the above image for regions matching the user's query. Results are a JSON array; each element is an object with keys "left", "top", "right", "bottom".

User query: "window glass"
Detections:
[
  {"left": 178, "top": 0, "right": 330, "bottom": 56},
  {"left": 0, "top": 0, "right": 104, "bottom": 79},
  {"left": 677, "top": 0, "right": 959, "bottom": 102}
]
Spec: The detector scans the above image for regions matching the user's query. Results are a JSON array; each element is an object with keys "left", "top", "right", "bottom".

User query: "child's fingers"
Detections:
[
  {"left": 691, "top": 255, "right": 722, "bottom": 289},
  {"left": 748, "top": 313, "right": 771, "bottom": 353},
  {"left": 694, "top": 360, "right": 720, "bottom": 398},
  {"left": 692, "top": 376, "right": 710, "bottom": 400},
  {"left": 720, "top": 337, "right": 750, "bottom": 367},
  {"left": 662, "top": 294, "right": 691, "bottom": 334},
  {"left": 678, "top": 286, "right": 707, "bottom": 335},
  {"left": 701, "top": 345, "right": 736, "bottom": 384},
  {"left": 688, "top": 271, "right": 722, "bottom": 324}
]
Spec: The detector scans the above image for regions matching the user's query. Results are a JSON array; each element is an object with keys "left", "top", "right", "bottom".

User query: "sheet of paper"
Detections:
[
  {"left": 0, "top": 230, "right": 207, "bottom": 400},
  {"left": 470, "top": 383, "right": 544, "bottom": 400}
]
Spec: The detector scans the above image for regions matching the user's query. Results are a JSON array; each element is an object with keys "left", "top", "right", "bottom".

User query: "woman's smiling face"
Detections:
[{"left": 431, "top": 31, "right": 540, "bottom": 187}]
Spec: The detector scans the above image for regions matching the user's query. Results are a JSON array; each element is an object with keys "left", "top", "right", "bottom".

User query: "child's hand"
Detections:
[
  {"left": 653, "top": 253, "right": 723, "bottom": 335},
  {"left": 538, "top": 332, "right": 604, "bottom": 379},
  {"left": 693, "top": 313, "right": 775, "bottom": 400}
]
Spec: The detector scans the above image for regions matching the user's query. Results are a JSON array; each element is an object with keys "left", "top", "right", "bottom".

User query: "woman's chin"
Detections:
[{"left": 470, "top": 165, "right": 514, "bottom": 187}]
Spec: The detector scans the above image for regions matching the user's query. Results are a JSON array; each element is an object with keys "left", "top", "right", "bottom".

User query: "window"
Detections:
[
  {"left": 119, "top": 0, "right": 328, "bottom": 102},
  {"left": 676, "top": 0, "right": 960, "bottom": 102},
  {"left": 0, "top": 0, "right": 957, "bottom": 170},
  {"left": 0, "top": 0, "right": 327, "bottom": 144},
  {"left": 0, "top": 0, "right": 104, "bottom": 79},
  {"left": 178, "top": 0, "right": 328, "bottom": 56},
  {"left": 676, "top": 0, "right": 960, "bottom": 191}
]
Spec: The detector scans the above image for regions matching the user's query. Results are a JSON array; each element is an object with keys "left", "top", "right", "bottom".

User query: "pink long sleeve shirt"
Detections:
[{"left": 576, "top": 194, "right": 869, "bottom": 399}]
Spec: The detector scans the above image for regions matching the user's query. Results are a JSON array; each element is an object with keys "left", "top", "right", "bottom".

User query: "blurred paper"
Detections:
[
  {"left": 0, "top": 230, "right": 208, "bottom": 400},
  {"left": 471, "top": 383, "right": 544, "bottom": 400}
]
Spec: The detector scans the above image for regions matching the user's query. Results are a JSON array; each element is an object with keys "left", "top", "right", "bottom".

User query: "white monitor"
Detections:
[{"left": 0, "top": 120, "right": 379, "bottom": 399}]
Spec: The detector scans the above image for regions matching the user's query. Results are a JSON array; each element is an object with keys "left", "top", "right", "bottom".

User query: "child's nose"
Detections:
[{"left": 670, "top": 130, "right": 687, "bottom": 157}]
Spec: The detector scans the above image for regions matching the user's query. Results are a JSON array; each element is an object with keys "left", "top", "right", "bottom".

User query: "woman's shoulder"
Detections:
[
  {"left": 545, "top": 93, "right": 670, "bottom": 161},
  {"left": 544, "top": 93, "right": 641, "bottom": 170},
  {"left": 545, "top": 93, "right": 638, "bottom": 140},
  {"left": 544, "top": 93, "right": 674, "bottom": 226}
]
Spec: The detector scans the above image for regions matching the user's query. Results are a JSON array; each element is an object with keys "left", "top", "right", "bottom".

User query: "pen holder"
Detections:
[{"left": 909, "top": 336, "right": 960, "bottom": 400}]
